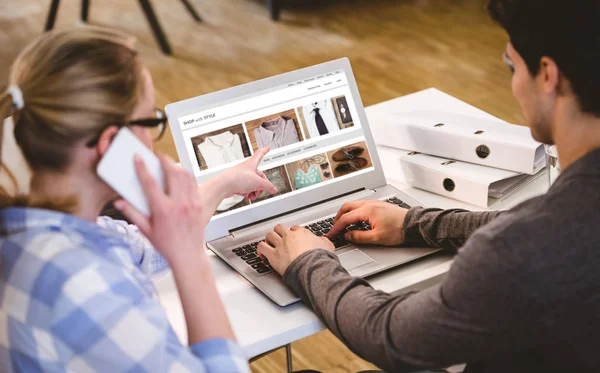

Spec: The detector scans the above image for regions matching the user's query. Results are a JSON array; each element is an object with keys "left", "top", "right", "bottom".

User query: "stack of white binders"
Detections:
[{"left": 372, "top": 111, "right": 547, "bottom": 208}]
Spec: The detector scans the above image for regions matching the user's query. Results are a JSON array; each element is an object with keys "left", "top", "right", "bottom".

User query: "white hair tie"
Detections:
[{"left": 6, "top": 85, "right": 24, "bottom": 110}]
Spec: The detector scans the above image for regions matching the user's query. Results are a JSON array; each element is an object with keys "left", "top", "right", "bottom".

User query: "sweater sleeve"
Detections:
[
  {"left": 282, "top": 228, "right": 543, "bottom": 372},
  {"left": 403, "top": 207, "right": 504, "bottom": 250}
]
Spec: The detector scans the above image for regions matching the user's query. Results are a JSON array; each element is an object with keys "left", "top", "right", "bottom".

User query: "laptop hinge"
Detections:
[{"left": 230, "top": 188, "right": 374, "bottom": 238}]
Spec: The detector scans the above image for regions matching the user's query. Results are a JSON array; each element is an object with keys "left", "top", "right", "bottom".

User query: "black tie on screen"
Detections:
[{"left": 313, "top": 107, "right": 329, "bottom": 135}]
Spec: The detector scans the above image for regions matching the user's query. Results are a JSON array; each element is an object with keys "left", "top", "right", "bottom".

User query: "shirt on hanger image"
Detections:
[
  {"left": 254, "top": 116, "right": 300, "bottom": 150},
  {"left": 302, "top": 100, "right": 340, "bottom": 138},
  {"left": 197, "top": 131, "right": 245, "bottom": 168}
]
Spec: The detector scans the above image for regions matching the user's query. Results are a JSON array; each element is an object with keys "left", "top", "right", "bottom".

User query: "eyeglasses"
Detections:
[
  {"left": 86, "top": 108, "right": 168, "bottom": 147},
  {"left": 503, "top": 52, "right": 515, "bottom": 73}
]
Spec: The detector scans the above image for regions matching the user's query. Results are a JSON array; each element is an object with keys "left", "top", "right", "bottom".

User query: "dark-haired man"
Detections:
[{"left": 258, "top": 1, "right": 600, "bottom": 372}]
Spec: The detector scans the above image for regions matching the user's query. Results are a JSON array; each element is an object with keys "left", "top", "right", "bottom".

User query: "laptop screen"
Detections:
[{"left": 175, "top": 70, "right": 375, "bottom": 219}]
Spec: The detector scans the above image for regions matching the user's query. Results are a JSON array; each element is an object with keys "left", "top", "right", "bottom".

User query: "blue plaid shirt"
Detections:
[
  {"left": 95, "top": 216, "right": 170, "bottom": 278},
  {"left": 0, "top": 207, "right": 250, "bottom": 373}
]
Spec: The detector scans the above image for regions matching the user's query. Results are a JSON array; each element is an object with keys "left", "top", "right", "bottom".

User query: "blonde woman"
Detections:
[{"left": 0, "top": 27, "right": 276, "bottom": 372}]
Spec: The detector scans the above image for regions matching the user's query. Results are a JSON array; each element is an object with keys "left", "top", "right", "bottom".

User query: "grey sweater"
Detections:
[{"left": 283, "top": 147, "right": 600, "bottom": 373}]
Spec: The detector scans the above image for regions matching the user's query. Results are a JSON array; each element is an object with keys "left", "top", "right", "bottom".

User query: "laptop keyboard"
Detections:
[
  {"left": 232, "top": 242, "right": 271, "bottom": 274},
  {"left": 231, "top": 196, "right": 411, "bottom": 276}
]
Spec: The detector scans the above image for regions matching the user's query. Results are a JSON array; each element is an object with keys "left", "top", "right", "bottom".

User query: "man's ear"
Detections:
[
  {"left": 539, "top": 56, "right": 560, "bottom": 95},
  {"left": 96, "top": 126, "right": 121, "bottom": 157}
]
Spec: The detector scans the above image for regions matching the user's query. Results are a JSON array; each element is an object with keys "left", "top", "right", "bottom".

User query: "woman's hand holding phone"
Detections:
[{"left": 114, "top": 153, "right": 208, "bottom": 265}]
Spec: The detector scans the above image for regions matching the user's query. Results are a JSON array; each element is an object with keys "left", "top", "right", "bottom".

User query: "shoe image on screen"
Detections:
[{"left": 327, "top": 141, "right": 373, "bottom": 178}]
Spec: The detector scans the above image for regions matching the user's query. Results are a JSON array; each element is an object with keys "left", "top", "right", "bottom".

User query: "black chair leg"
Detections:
[
  {"left": 81, "top": 0, "right": 90, "bottom": 22},
  {"left": 137, "top": 0, "right": 172, "bottom": 55},
  {"left": 180, "top": 0, "right": 202, "bottom": 22},
  {"left": 267, "top": 0, "right": 281, "bottom": 21},
  {"left": 45, "top": 0, "right": 61, "bottom": 31}
]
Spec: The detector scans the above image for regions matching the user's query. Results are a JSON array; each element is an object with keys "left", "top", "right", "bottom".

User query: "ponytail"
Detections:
[
  {"left": 0, "top": 89, "right": 77, "bottom": 212},
  {"left": 0, "top": 26, "right": 141, "bottom": 214},
  {"left": 0, "top": 91, "right": 19, "bottom": 198}
]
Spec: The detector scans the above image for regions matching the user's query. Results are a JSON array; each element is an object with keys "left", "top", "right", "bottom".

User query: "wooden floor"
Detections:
[{"left": 1, "top": 0, "right": 520, "bottom": 371}]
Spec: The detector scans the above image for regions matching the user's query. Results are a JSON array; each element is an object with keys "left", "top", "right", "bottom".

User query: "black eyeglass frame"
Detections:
[{"left": 86, "top": 108, "right": 168, "bottom": 147}]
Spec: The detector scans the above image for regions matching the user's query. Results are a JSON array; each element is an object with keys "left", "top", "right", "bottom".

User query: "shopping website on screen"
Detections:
[{"left": 176, "top": 70, "right": 375, "bottom": 218}]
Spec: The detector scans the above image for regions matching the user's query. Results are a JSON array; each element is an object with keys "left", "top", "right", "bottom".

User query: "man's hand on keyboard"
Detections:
[
  {"left": 258, "top": 224, "right": 334, "bottom": 275},
  {"left": 327, "top": 200, "right": 409, "bottom": 246}
]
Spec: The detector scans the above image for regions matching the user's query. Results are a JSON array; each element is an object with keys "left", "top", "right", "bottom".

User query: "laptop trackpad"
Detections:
[{"left": 338, "top": 249, "right": 376, "bottom": 271}]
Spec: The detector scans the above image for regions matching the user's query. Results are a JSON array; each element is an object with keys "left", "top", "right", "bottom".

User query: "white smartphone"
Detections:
[{"left": 97, "top": 128, "right": 165, "bottom": 216}]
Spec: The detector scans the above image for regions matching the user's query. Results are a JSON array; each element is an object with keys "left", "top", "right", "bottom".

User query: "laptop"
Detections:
[{"left": 165, "top": 58, "right": 438, "bottom": 306}]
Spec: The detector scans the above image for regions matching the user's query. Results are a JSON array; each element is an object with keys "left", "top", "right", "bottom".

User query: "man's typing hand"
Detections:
[
  {"left": 327, "top": 200, "right": 408, "bottom": 246},
  {"left": 258, "top": 225, "right": 334, "bottom": 275}
]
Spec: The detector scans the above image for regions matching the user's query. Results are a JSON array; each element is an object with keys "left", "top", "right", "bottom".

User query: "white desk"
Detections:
[{"left": 154, "top": 88, "right": 549, "bottom": 358}]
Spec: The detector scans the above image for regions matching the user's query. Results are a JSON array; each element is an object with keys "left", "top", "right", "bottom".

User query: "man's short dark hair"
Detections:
[{"left": 488, "top": 0, "right": 600, "bottom": 117}]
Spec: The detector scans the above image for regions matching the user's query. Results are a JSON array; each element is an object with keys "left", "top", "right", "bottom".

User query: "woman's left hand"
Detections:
[{"left": 222, "top": 147, "right": 278, "bottom": 200}]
